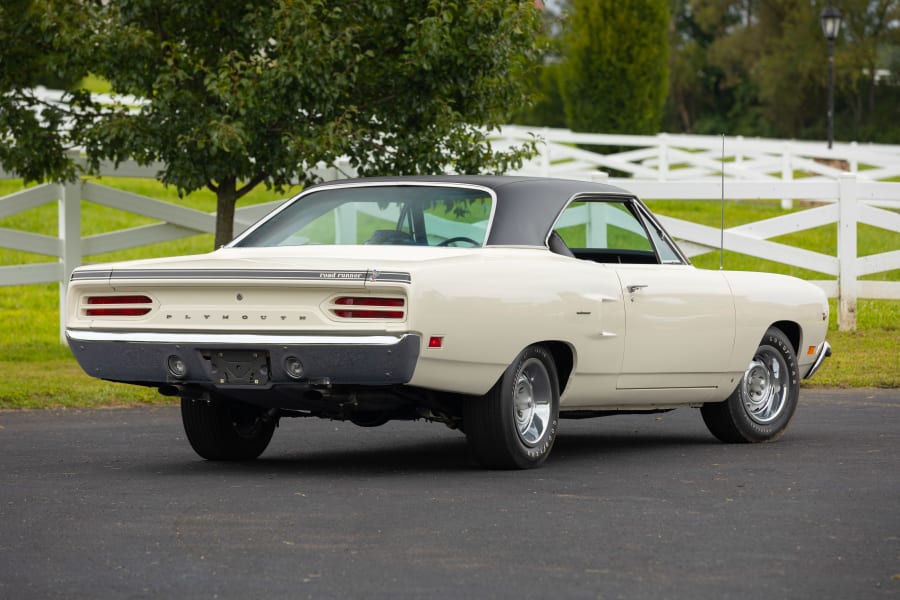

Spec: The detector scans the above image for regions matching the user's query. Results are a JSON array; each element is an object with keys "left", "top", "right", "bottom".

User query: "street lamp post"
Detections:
[{"left": 820, "top": 4, "right": 843, "bottom": 149}]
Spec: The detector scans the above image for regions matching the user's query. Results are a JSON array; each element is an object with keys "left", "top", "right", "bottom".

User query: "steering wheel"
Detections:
[{"left": 437, "top": 236, "right": 480, "bottom": 247}]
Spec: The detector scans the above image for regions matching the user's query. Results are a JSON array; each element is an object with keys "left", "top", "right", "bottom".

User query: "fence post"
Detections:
[
  {"left": 837, "top": 174, "right": 858, "bottom": 332},
  {"left": 58, "top": 178, "right": 82, "bottom": 343},
  {"left": 657, "top": 133, "right": 668, "bottom": 181},
  {"left": 781, "top": 142, "right": 793, "bottom": 209}
]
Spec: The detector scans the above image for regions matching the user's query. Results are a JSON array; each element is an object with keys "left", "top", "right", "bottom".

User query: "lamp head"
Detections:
[{"left": 820, "top": 5, "right": 842, "bottom": 42}]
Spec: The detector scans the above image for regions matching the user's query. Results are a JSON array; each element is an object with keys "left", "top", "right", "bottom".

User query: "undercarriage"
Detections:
[{"left": 161, "top": 382, "right": 466, "bottom": 429}]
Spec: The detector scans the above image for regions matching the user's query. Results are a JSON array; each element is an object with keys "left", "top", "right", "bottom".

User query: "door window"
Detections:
[{"left": 553, "top": 199, "right": 678, "bottom": 264}]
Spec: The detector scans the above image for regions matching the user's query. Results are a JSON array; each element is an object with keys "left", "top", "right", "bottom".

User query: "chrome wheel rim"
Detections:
[
  {"left": 512, "top": 358, "right": 552, "bottom": 446},
  {"left": 740, "top": 345, "right": 790, "bottom": 424}
]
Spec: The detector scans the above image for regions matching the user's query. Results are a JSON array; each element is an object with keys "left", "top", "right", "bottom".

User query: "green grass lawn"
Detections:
[{"left": 0, "top": 180, "right": 897, "bottom": 408}]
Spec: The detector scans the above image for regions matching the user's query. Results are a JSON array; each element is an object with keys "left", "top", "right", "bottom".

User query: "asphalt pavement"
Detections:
[{"left": 0, "top": 389, "right": 897, "bottom": 599}]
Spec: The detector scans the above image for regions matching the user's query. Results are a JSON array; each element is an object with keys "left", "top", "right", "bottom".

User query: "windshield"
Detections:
[{"left": 235, "top": 184, "right": 494, "bottom": 248}]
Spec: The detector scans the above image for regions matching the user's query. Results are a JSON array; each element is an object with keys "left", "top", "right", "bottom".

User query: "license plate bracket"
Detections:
[{"left": 209, "top": 350, "right": 270, "bottom": 386}]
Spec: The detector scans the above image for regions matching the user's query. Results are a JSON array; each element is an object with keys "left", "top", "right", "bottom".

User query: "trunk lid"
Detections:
[{"left": 66, "top": 246, "right": 463, "bottom": 334}]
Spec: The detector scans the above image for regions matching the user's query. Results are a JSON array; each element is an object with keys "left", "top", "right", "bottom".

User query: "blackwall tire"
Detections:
[
  {"left": 181, "top": 395, "right": 276, "bottom": 460},
  {"left": 701, "top": 327, "right": 799, "bottom": 443},
  {"left": 463, "top": 345, "right": 560, "bottom": 469}
]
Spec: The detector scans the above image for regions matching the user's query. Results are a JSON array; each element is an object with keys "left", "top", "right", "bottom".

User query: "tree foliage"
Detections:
[
  {"left": 521, "top": 0, "right": 899, "bottom": 143},
  {"left": 1, "top": 0, "right": 543, "bottom": 246},
  {"left": 664, "top": 0, "right": 900, "bottom": 141},
  {"left": 513, "top": 5, "right": 567, "bottom": 128},
  {"left": 558, "top": 0, "right": 670, "bottom": 133},
  {"left": 0, "top": 0, "right": 92, "bottom": 181}
]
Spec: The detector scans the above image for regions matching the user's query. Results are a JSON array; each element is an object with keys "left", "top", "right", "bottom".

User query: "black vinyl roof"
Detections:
[{"left": 304, "top": 175, "right": 636, "bottom": 247}]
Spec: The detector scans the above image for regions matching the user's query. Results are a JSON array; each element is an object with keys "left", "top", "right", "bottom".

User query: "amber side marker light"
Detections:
[
  {"left": 332, "top": 297, "right": 405, "bottom": 319},
  {"left": 85, "top": 295, "right": 153, "bottom": 317},
  {"left": 807, "top": 346, "right": 817, "bottom": 355}
]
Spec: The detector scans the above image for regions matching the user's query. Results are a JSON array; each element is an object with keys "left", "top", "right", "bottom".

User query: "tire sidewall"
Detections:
[
  {"left": 181, "top": 396, "right": 275, "bottom": 460},
  {"left": 499, "top": 346, "right": 560, "bottom": 467},
  {"left": 727, "top": 328, "right": 799, "bottom": 442}
]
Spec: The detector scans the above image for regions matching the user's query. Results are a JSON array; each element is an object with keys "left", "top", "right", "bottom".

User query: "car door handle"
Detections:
[{"left": 627, "top": 284, "right": 648, "bottom": 293}]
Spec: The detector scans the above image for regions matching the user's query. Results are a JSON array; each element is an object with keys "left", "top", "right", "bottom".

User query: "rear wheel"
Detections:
[
  {"left": 463, "top": 345, "right": 560, "bottom": 469},
  {"left": 701, "top": 327, "right": 799, "bottom": 443},
  {"left": 181, "top": 395, "right": 277, "bottom": 460}
]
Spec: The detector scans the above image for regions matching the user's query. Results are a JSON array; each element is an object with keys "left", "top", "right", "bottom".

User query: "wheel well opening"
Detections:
[
  {"left": 771, "top": 321, "right": 800, "bottom": 354},
  {"left": 541, "top": 341, "right": 574, "bottom": 396}
]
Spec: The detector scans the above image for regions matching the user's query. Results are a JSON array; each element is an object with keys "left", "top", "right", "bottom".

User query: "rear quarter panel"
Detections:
[{"left": 406, "top": 249, "right": 626, "bottom": 397}]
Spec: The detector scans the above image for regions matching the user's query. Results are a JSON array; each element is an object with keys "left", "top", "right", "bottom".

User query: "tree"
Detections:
[
  {"left": 838, "top": 0, "right": 900, "bottom": 135},
  {"left": 3, "top": 1, "right": 543, "bottom": 247},
  {"left": 558, "top": 0, "right": 670, "bottom": 133},
  {"left": 0, "top": 0, "right": 92, "bottom": 181},
  {"left": 664, "top": 0, "right": 900, "bottom": 142},
  {"left": 514, "top": 1, "right": 568, "bottom": 128},
  {"left": 752, "top": 2, "right": 835, "bottom": 138},
  {"left": 666, "top": 0, "right": 764, "bottom": 135}
]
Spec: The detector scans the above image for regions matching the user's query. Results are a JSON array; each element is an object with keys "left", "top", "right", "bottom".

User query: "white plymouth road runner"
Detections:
[{"left": 66, "top": 176, "right": 831, "bottom": 469}]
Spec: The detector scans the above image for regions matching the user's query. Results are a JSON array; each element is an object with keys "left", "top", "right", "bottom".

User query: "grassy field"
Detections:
[{"left": 0, "top": 178, "right": 897, "bottom": 409}]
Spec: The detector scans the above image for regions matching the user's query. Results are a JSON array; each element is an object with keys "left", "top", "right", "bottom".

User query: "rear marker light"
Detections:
[
  {"left": 428, "top": 336, "right": 444, "bottom": 349},
  {"left": 85, "top": 295, "right": 152, "bottom": 317},
  {"left": 332, "top": 297, "right": 405, "bottom": 319}
]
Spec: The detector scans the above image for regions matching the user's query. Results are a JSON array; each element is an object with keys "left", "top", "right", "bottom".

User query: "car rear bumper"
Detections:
[{"left": 66, "top": 330, "right": 420, "bottom": 388}]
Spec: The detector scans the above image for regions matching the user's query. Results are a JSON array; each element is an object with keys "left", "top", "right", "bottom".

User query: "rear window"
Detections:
[{"left": 235, "top": 185, "right": 494, "bottom": 248}]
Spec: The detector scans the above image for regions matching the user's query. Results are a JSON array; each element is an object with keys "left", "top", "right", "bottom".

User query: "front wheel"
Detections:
[
  {"left": 701, "top": 327, "right": 799, "bottom": 443},
  {"left": 181, "top": 395, "right": 277, "bottom": 460},
  {"left": 463, "top": 345, "right": 560, "bottom": 469}
]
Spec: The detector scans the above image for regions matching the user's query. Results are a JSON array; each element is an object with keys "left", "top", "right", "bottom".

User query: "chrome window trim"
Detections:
[{"left": 546, "top": 192, "right": 689, "bottom": 265}]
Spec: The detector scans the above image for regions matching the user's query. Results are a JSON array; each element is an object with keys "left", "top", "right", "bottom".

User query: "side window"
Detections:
[
  {"left": 553, "top": 199, "right": 659, "bottom": 264},
  {"left": 645, "top": 219, "right": 684, "bottom": 264}
]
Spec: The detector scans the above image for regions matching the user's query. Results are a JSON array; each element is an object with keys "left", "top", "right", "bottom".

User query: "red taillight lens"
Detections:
[
  {"left": 332, "top": 297, "right": 405, "bottom": 319},
  {"left": 85, "top": 295, "right": 153, "bottom": 317}
]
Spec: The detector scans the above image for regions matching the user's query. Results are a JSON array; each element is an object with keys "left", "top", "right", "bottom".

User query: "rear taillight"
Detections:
[
  {"left": 84, "top": 295, "right": 153, "bottom": 317},
  {"left": 332, "top": 297, "right": 405, "bottom": 319}
]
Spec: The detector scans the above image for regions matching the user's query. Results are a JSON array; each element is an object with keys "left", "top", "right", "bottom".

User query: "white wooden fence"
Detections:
[
  {"left": 1, "top": 132, "right": 899, "bottom": 340},
  {"left": 498, "top": 125, "right": 900, "bottom": 185}
]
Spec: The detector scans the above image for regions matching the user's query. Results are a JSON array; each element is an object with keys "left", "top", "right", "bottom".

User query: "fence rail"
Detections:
[
  {"left": 498, "top": 126, "right": 900, "bottom": 185},
  {"left": 1, "top": 132, "right": 899, "bottom": 340}
]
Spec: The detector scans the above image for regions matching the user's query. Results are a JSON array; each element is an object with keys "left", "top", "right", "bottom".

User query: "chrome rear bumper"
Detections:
[{"left": 67, "top": 330, "right": 420, "bottom": 388}]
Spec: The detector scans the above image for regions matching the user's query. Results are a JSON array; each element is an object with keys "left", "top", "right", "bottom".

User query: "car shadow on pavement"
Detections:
[
  {"left": 136, "top": 428, "right": 726, "bottom": 477},
  {"left": 134, "top": 437, "right": 477, "bottom": 476},
  {"left": 551, "top": 430, "right": 720, "bottom": 462}
]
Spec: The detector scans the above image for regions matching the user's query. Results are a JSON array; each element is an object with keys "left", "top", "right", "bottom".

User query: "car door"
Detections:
[
  {"left": 552, "top": 196, "right": 735, "bottom": 392},
  {"left": 614, "top": 264, "right": 734, "bottom": 389}
]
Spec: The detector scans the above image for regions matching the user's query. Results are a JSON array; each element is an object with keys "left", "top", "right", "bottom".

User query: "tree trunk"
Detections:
[
  {"left": 867, "top": 72, "right": 876, "bottom": 126},
  {"left": 677, "top": 97, "right": 692, "bottom": 133},
  {"left": 214, "top": 177, "right": 237, "bottom": 249}
]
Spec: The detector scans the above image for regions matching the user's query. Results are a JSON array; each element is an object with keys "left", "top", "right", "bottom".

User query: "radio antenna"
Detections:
[{"left": 720, "top": 133, "right": 725, "bottom": 270}]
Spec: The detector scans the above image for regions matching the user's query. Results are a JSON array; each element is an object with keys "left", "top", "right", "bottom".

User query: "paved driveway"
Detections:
[{"left": 1, "top": 389, "right": 897, "bottom": 599}]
